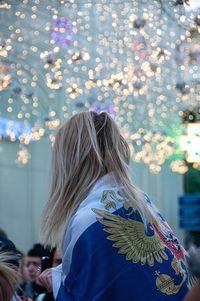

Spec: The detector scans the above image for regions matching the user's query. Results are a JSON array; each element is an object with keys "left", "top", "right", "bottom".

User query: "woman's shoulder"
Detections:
[
  {"left": 64, "top": 188, "right": 125, "bottom": 252},
  {"left": 75, "top": 187, "right": 124, "bottom": 222}
]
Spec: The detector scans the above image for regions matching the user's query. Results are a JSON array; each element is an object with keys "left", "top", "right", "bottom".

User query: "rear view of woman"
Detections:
[{"left": 39, "top": 111, "right": 193, "bottom": 301}]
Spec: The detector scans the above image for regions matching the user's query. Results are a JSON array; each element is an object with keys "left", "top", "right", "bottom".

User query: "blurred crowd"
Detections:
[
  {"left": 1, "top": 225, "right": 200, "bottom": 301},
  {"left": 0, "top": 228, "right": 62, "bottom": 301}
]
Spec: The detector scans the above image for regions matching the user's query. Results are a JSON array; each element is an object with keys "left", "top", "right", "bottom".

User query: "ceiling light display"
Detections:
[
  {"left": 0, "top": 0, "right": 199, "bottom": 173},
  {"left": 50, "top": 16, "right": 75, "bottom": 48}
]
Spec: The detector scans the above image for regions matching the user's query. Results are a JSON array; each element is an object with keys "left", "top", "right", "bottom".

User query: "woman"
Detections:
[
  {"left": 0, "top": 250, "right": 18, "bottom": 301},
  {"left": 36, "top": 248, "right": 62, "bottom": 301},
  {"left": 38, "top": 111, "right": 192, "bottom": 300},
  {"left": 0, "top": 249, "right": 32, "bottom": 301}
]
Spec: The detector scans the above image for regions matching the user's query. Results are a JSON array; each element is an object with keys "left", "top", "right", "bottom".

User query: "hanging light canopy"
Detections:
[{"left": 0, "top": 0, "right": 199, "bottom": 172}]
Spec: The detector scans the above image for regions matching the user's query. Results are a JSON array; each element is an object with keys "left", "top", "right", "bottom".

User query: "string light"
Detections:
[
  {"left": 0, "top": 2, "right": 11, "bottom": 10},
  {"left": 0, "top": 63, "right": 11, "bottom": 91},
  {"left": 16, "top": 146, "right": 31, "bottom": 165},
  {"left": 0, "top": 0, "right": 199, "bottom": 171}
]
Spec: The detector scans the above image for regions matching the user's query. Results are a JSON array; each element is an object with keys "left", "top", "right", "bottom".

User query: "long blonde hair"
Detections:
[
  {"left": 41, "top": 111, "right": 155, "bottom": 247},
  {"left": 0, "top": 250, "right": 19, "bottom": 301}
]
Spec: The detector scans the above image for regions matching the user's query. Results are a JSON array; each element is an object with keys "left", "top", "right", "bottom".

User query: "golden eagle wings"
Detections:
[{"left": 92, "top": 208, "right": 168, "bottom": 267}]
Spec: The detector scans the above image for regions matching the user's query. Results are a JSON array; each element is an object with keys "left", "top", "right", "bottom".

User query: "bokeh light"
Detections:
[{"left": 0, "top": 0, "right": 199, "bottom": 173}]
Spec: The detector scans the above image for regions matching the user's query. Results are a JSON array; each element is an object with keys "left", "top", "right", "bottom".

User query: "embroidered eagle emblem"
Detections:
[{"left": 92, "top": 208, "right": 168, "bottom": 266}]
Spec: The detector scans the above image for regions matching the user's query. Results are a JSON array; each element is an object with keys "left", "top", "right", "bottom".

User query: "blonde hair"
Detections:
[
  {"left": 0, "top": 250, "right": 19, "bottom": 301},
  {"left": 41, "top": 111, "right": 156, "bottom": 247}
]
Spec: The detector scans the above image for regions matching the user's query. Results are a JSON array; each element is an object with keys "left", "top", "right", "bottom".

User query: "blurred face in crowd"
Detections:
[
  {"left": 21, "top": 256, "right": 30, "bottom": 282},
  {"left": 52, "top": 249, "right": 62, "bottom": 267},
  {"left": 26, "top": 256, "right": 41, "bottom": 282}
]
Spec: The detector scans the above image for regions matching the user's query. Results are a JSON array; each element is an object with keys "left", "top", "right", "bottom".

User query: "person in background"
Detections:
[
  {"left": 17, "top": 254, "right": 31, "bottom": 295},
  {"left": 21, "top": 255, "right": 32, "bottom": 283},
  {"left": 0, "top": 249, "right": 20, "bottom": 301},
  {"left": 36, "top": 247, "right": 62, "bottom": 301},
  {"left": 19, "top": 244, "right": 50, "bottom": 301},
  {"left": 0, "top": 235, "right": 32, "bottom": 301},
  {"left": 0, "top": 227, "right": 8, "bottom": 239},
  {"left": 38, "top": 111, "right": 192, "bottom": 301},
  {"left": 184, "top": 245, "right": 200, "bottom": 301},
  {"left": 0, "top": 236, "right": 21, "bottom": 274},
  {"left": 0, "top": 249, "right": 33, "bottom": 301},
  {"left": 50, "top": 248, "right": 62, "bottom": 268}
]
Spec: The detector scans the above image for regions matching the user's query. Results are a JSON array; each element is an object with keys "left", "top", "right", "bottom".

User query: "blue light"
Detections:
[
  {"left": 93, "top": 105, "right": 116, "bottom": 118},
  {"left": 0, "top": 117, "right": 33, "bottom": 142}
]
